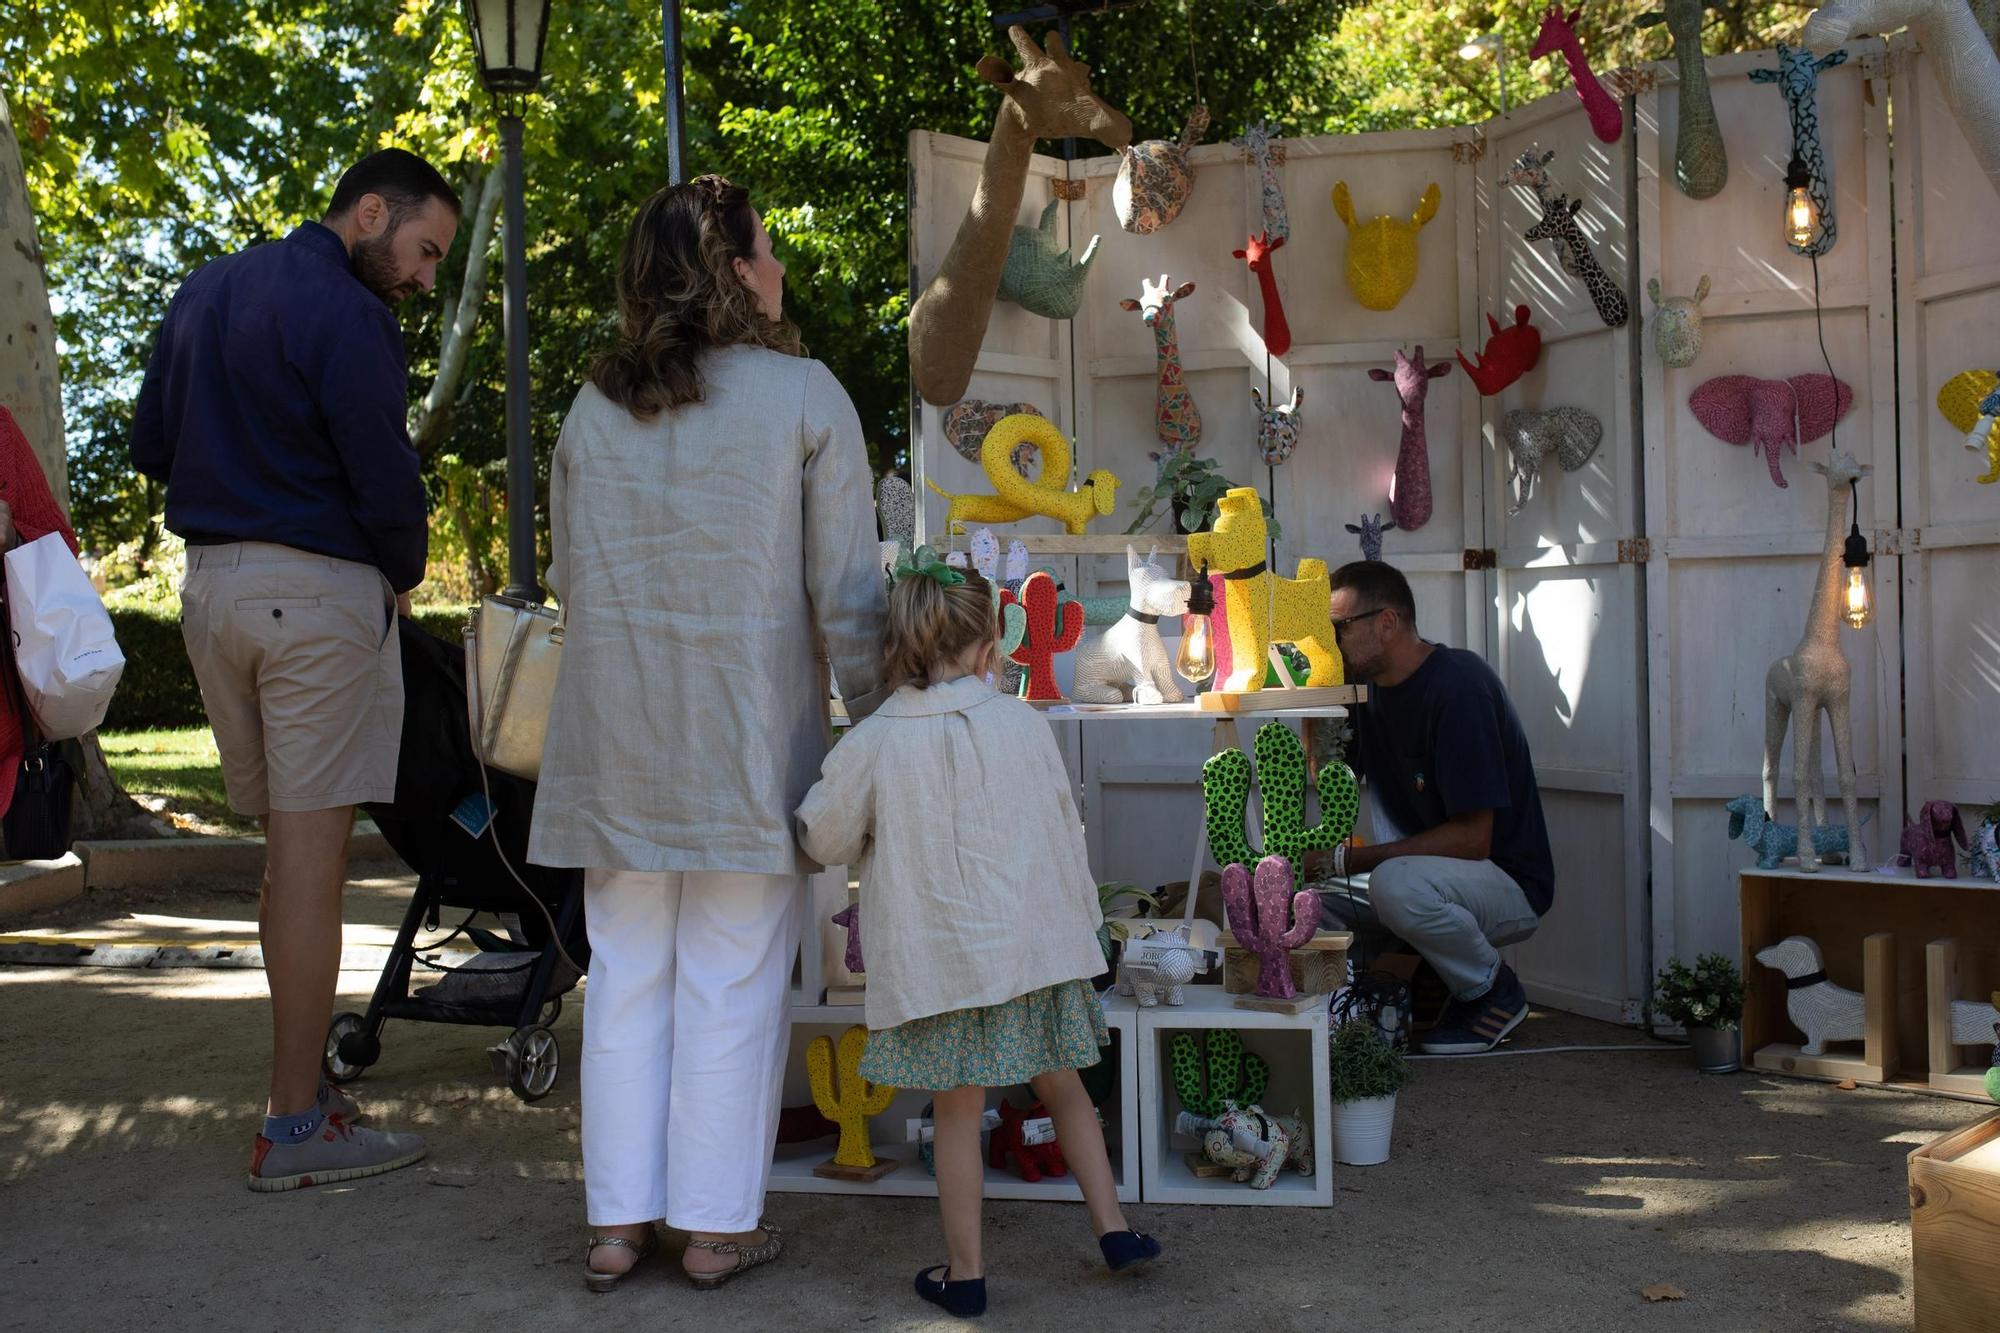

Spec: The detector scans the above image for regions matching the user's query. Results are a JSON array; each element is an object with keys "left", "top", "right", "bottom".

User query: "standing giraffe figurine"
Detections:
[
  {"left": 1750, "top": 42, "right": 1848, "bottom": 259},
  {"left": 1369, "top": 347, "right": 1452, "bottom": 533},
  {"left": 1233, "top": 121, "right": 1290, "bottom": 242},
  {"left": 1640, "top": 0, "right": 1729, "bottom": 197},
  {"left": 908, "top": 27, "right": 1132, "bottom": 406},
  {"left": 1763, "top": 449, "right": 1872, "bottom": 873},
  {"left": 1530, "top": 5, "right": 1625, "bottom": 143},
  {"left": 1806, "top": 0, "right": 2000, "bottom": 198},
  {"left": 1119, "top": 276, "right": 1202, "bottom": 456}
]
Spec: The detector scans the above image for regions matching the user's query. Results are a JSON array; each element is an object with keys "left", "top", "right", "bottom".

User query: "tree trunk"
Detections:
[
  {"left": 410, "top": 165, "right": 502, "bottom": 455},
  {"left": 0, "top": 91, "right": 156, "bottom": 840}
]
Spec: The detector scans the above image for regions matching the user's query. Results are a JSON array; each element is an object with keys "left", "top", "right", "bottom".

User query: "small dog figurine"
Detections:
[
  {"left": 1725, "top": 795, "right": 1855, "bottom": 870},
  {"left": 1070, "top": 545, "right": 1191, "bottom": 705},
  {"left": 1175, "top": 1101, "right": 1312, "bottom": 1189},
  {"left": 1901, "top": 799, "right": 1968, "bottom": 879},
  {"left": 1754, "top": 936, "right": 1865, "bottom": 1055}
]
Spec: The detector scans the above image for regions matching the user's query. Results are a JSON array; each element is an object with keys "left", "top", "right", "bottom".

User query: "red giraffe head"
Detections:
[{"left": 1530, "top": 5, "right": 1584, "bottom": 60}]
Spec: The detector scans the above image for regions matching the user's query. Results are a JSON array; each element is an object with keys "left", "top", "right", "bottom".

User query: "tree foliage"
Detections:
[{"left": 7, "top": 0, "right": 1803, "bottom": 593}]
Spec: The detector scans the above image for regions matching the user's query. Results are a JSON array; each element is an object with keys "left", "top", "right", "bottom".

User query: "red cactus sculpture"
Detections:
[
  {"left": 1232, "top": 231, "right": 1291, "bottom": 358},
  {"left": 1457, "top": 305, "right": 1542, "bottom": 396},
  {"left": 1001, "top": 570, "right": 1084, "bottom": 701},
  {"left": 1222, "top": 855, "right": 1321, "bottom": 999}
]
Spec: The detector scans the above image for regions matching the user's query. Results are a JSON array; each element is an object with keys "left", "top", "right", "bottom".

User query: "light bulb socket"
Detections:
[
  {"left": 1785, "top": 153, "right": 1812, "bottom": 193},
  {"left": 1842, "top": 479, "right": 1869, "bottom": 569},
  {"left": 1185, "top": 562, "right": 1215, "bottom": 616}
]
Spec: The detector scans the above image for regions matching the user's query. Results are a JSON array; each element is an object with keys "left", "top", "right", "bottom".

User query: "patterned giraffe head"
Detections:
[{"left": 1118, "top": 274, "right": 1197, "bottom": 329}]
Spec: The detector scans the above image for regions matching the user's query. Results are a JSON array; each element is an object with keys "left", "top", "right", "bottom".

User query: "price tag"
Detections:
[{"left": 1020, "top": 1116, "right": 1057, "bottom": 1145}]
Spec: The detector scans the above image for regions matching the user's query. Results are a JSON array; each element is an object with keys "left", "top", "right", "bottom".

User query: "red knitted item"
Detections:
[
  {"left": 1001, "top": 571, "right": 1083, "bottom": 702},
  {"left": 1232, "top": 232, "right": 1291, "bottom": 358},
  {"left": 0, "top": 407, "right": 80, "bottom": 820},
  {"left": 1689, "top": 373, "right": 1854, "bottom": 488},
  {"left": 989, "top": 1101, "right": 1068, "bottom": 1182},
  {"left": 1457, "top": 305, "right": 1542, "bottom": 395}
]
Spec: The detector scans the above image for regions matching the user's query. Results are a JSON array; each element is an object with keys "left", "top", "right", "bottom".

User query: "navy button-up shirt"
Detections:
[{"left": 130, "top": 222, "right": 428, "bottom": 592}]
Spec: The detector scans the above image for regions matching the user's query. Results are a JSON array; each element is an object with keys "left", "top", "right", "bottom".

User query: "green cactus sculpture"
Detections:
[
  {"left": 1169, "top": 1029, "right": 1270, "bottom": 1120},
  {"left": 1203, "top": 721, "right": 1360, "bottom": 891},
  {"left": 808, "top": 1025, "right": 897, "bottom": 1169}
]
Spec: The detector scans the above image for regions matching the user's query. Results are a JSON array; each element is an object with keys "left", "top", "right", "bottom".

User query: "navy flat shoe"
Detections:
[{"left": 915, "top": 1264, "right": 987, "bottom": 1317}]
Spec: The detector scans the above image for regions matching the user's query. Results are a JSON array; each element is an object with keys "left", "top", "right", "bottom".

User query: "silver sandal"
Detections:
[
  {"left": 682, "top": 1217, "right": 784, "bottom": 1290},
  {"left": 583, "top": 1231, "right": 656, "bottom": 1293}
]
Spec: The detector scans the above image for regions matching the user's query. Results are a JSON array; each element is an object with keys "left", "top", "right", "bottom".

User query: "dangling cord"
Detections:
[
  {"left": 1183, "top": 0, "right": 1203, "bottom": 110},
  {"left": 1810, "top": 251, "right": 1838, "bottom": 453}
]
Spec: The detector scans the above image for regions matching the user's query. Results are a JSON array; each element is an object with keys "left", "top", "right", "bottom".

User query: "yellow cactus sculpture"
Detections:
[
  {"left": 1331, "top": 180, "right": 1441, "bottom": 312},
  {"left": 807, "top": 1025, "right": 897, "bottom": 1170},
  {"left": 926, "top": 413, "right": 1121, "bottom": 535}
]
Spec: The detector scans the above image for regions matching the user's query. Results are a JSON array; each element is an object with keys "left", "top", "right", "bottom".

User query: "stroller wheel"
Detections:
[
  {"left": 326, "top": 1012, "right": 377, "bottom": 1082},
  {"left": 507, "top": 1025, "right": 560, "bottom": 1102},
  {"left": 538, "top": 996, "right": 562, "bottom": 1027}
]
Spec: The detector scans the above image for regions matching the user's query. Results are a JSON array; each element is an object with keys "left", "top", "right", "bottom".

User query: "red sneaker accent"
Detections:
[
  {"left": 322, "top": 1128, "right": 336, "bottom": 1142},
  {"left": 250, "top": 1135, "right": 274, "bottom": 1176}
]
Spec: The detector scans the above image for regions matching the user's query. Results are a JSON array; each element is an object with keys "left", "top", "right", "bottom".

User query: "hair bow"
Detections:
[{"left": 890, "top": 544, "right": 964, "bottom": 589}]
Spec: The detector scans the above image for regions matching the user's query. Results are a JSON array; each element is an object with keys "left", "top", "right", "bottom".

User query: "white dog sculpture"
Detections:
[
  {"left": 1754, "top": 935, "right": 1864, "bottom": 1055},
  {"left": 1070, "top": 545, "right": 1191, "bottom": 705}
]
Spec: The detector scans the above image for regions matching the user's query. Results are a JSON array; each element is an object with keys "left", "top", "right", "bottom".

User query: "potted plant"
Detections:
[
  {"left": 1125, "top": 450, "right": 1283, "bottom": 540},
  {"left": 1653, "top": 953, "right": 1745, "bottom": 1073},
  {"left": 1096, "top": 881, "right": 1161, "bottom": 964},
  {"left": 1328, "top": 1018, "right": 1410, "bottom": 1166}
]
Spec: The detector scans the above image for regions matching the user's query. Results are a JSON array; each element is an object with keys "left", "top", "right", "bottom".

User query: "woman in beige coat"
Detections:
[{"left": 527, "top": 176, "right": 886, "bottom": 1291}]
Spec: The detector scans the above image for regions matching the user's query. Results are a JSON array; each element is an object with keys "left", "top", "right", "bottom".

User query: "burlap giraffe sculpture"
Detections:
[
  {"left": 908, "top": 28, "right": 1131, "bottom": 407},
  {"left": 1763, "top": 449, "right": 1871, "bottom": 872},
  {"left": 1639, "top": 0, "right": 1729, "bottom": 198}
]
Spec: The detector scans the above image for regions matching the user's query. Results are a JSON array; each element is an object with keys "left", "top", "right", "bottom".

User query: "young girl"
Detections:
[{"left": 796, "top": 558, "right": 1162, "bottom": 1317}]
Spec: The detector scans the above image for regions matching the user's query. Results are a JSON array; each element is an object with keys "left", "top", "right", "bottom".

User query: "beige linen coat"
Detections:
[
  {"left": 795, "top": 675, "right": 1107, "bottom": 1030},
  {"left": 528, "top": 345, "right": 887, "bottom": 876}
]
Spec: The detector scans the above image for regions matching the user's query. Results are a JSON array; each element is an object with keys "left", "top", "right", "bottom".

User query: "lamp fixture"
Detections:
[
  {"left": 1458, "top": 32, "right": 1508, "bottom": 115},
  {"left": 1840, "top": 479, "right": 1872, "bottom": 630},
  {"left": 1784, "top": 152, "right": 1820, "bottom": 251},
  {"left": 1176, "top": 561, "right": 1217, "bottom": 687},
  {"left": 464, "top": 0, "right": 553, "bottom": 96}
]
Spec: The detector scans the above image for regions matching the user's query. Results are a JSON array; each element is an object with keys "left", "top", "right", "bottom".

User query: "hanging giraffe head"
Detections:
[
  {"left": 1804, "top": 0, "right": 1937, "bottom": 49},
  {"left": 1119, "top": 274, "right": 1198, "bottom": 330},
  {"left": 1529, "top": 5, "right": 1587, "bottom": 60}
]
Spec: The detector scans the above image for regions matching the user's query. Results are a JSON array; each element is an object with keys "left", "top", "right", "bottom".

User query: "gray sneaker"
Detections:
[
  {"left": 319, "top": 1079, "right": 363, "bottom": 1124},
  {"left": 248, "top": 1117, "right": 427, "bottom": 1192}
]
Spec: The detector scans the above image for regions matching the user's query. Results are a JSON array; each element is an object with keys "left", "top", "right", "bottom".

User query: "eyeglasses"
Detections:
[{"left": 1331, "top": 606, "right": 1387, "bottom": 638}]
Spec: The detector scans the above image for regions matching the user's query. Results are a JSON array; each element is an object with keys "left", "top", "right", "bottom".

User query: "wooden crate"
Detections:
[
  {"left": 1909, "top": 1112, "right": 2000, "bottom": 1331},
  {"left": 1219, "top": 930, "right": 1352, "bottom": 998}
]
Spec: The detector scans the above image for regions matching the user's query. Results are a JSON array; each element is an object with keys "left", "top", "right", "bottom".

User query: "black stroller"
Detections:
[{"left": 324, "top": 617, "right": 588, "bottom": 1102}]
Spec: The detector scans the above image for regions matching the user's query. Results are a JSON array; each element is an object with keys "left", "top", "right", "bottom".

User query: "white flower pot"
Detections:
[{"left": 1330, "top": 1092, "right": 1397, "bottom": 1166}]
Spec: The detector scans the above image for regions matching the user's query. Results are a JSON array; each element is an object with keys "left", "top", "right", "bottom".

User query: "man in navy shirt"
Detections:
[
  {"left": 1318, "top": 561, "right": 1555, "bottom": 1054},
  {"left": 131, "top": 148, "right": 458, "bottom": 1190}
]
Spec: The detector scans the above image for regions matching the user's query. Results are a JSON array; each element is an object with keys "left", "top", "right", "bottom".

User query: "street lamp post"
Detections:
[
  {"left": 1459, "top": 32, "right": 1508, "bottom": 117},
  {"left": 464, "top": 0, "right": 553, "bottom": 603}
]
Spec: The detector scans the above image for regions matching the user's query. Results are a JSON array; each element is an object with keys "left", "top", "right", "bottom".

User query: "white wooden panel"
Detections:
[{"left": 1508, "top": 790, "right": 1629, "bottom": 1022}]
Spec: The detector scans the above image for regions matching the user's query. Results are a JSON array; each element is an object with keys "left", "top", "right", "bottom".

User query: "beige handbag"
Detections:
[{"left": 465, "top": 595, "right": 564, "bottom": 781}]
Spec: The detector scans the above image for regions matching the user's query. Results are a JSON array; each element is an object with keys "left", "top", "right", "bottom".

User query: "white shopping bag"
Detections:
[{"left": 4, "top": 532, "right": 125, "bottom": 739}]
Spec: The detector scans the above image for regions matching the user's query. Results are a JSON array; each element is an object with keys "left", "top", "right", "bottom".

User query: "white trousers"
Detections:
[{"left": 580, "top": 867, "right": 804, "bottom": 1232}]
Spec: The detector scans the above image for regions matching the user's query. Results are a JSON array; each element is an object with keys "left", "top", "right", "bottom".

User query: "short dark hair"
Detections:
[
  {"left": 1331, "top": 560, "right": 1417, "bottom": 628},
  {"left": 327, "top": 148, "right": 461, "bottom": 225}
]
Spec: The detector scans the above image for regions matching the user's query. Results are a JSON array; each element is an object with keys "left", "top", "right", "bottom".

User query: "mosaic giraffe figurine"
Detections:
[
  {"left": 908, "top": 27, "right": 1132, "bottom": 406},
  {"left": 1369, "top": 346, "right": 1452, "bottom": 533},
  {"left": 1530, "top": 4, "right": 1625, "bottom": 143},
  {"left": 1233, "top": 121, "right": 1290, "bottom": 243},
  {"left": 1640, "top": 0, "right": 1729, "bottom": 198},
  {"left": 1762, "top": 449, "right": 1872, "bottom": 873},
  {"left": 1524, "top": 188, "right": 1630, "bottom": 328},
  {"left": 1119, "top": 276, "right": 1202, "bottom": 455},
  {"left": 1750, "top": 42, "right": 1848, "bottom": 259},
  {"left": 1805, "top": 0, "right": 2000, "bottom": 198}
]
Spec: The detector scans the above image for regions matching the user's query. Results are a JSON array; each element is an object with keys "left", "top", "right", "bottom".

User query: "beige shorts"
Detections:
[{"left": 180, "top": 542, "right": 403, "bottom": 816}]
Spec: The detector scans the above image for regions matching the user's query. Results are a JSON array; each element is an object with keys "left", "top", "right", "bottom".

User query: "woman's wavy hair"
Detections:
[{"left": 591, "top": 174, "right": 802, "bottom": 418}]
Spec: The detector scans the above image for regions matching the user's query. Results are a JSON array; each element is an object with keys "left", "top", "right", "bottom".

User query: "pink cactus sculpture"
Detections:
[
  {"left": 830, "top": 902, "right": 864, "bottom": 974},
  {"left": 1222, "top": 856, "right": 1321, "bottom": 1000},
  {"left": 1531, "top": 4, "right": 1624, "bottom": 144},
  {"left": 1370, "top": 345, "right": 1452, "bottom": 532}
]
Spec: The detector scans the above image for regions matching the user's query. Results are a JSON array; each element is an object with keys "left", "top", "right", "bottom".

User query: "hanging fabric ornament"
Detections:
[
  {"left": 1115, "top": 105, "right": 1209, "bottom": 234},
  {"left": 1233, "top": 121, "right": 1289, "bottom": 243},
  {"left": 1252, "top": 386, "right": 1304, "bottom": 467},
  {"left": 1332, "top": 181, "right": 1440, "bottom": 312},
  {"left": 997, "top": 199, "right": 1101, "bottom": 320}
]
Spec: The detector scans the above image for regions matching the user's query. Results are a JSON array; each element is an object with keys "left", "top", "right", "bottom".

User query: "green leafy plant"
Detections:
[
  {"left": 1125, "top": 451, "right": 1282, "bottom": 542},
  {"left": 1653, "top": 953, "right": 1745, "bottom": 1031},
  {"left": 1096, "top": 881, "right": 1161, "bottom": 962},
  {"left": 1330, "top": 1019, "right": 1410, "bottom": 1103}
]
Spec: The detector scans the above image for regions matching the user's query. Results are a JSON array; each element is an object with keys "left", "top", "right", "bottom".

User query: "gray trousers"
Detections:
[{"left": 1317, "top": 856, "right": 1539, "bottom": 1000}]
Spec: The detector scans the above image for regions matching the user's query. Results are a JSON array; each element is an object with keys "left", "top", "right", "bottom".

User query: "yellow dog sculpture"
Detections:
[
  {"left": 1186, "top": 488, "right": 1342, "bottom": 693},
  {"left": 925, "top": 413, "right": 1121, "bottom": 535},
  {"left": 1937, "top": 368, "right": 2000, "bottom": 485}
]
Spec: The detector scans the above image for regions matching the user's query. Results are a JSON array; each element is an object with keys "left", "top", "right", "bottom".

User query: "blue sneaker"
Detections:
[{"left": 1417, "top": 963, "right": 1528, "bottom": 1054}]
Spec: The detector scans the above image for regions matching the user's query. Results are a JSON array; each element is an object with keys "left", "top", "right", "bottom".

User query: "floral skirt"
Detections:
[{"left": 858, "top": 981, "right": 1110, "bottom": 1091}]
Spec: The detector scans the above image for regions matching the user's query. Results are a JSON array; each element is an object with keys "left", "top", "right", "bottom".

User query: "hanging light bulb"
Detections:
[
  {"left": 1784, "top": 153, "right": 1819, "bottom": 250},
  {"left": 1176, "top": 561, "right": 1217, "bottom": 687},
  {"left": 1841, "top": 479, "right": 1872, "bottom": 630}
]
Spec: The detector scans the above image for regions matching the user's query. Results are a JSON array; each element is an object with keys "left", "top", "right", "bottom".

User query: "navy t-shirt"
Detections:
[{"left": 1353, "top": 646, "right": 1555, "bottom": 915}]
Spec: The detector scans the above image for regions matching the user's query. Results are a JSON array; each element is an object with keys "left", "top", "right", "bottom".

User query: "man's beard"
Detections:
[{"left": 351, "top": 231, "right": 411, "bottom": 305}]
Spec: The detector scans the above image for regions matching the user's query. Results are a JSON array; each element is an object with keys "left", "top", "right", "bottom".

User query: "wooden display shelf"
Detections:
[
  {"left": 1199, "top": 685, "right": 1370, "bottom": 713},
  {"left": 1135, "top": 986, "right": 1333, "bottom": 1208},
  {"left": 1740, "top": 867, "right": 2000, "bottom": 1099},
  {"left": 1927, "top": 939, "right": 2000, "bottom": 1097}
]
